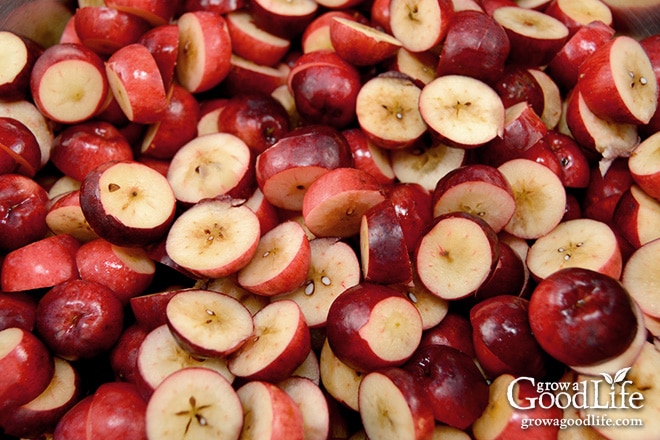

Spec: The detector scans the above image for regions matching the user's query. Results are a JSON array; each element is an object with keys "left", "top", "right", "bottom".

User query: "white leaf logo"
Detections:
[{"left": 601, "top": 367, "right": 631, "bottom": 389}]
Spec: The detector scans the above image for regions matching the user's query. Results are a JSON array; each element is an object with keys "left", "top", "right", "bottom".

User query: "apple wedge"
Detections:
[
  {"left": 227, "top": 299, "right": 311, "bottom": 383},
  {"left": 498, "top": 158, "right": 567, "bottom": 239},
  {"left": 544, "top": 0, "right": 614, "bottom": 36},
  {"left": 415, "top": 212, "right": 500, "bottom": 300},
  {"left": 272, "top": 237, "right": 361, "bottom": 328},
  {"left": 526, "top": 218, "right": 623, "bottom": 281},
  {"left": 613, "top": 184, "right": 660, "bottom": 248},
  {"left": 165, "top": 289, "right": 255, "bottom": 358},
  {"left": 145, "top": 367, "right": 244, "bottom": 440},
  {"left": 418, "top": 74, "right": 505, "bottom": 149},
  {"left": 165, "top": 198, "right": 261, "bottom": 279},
  {"left": 355, "top": 72, "right": 427, "bottom": 150}
]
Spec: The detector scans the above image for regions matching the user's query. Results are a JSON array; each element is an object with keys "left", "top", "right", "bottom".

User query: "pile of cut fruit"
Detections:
[{"left": 0, "top": 0, "right": 659, "bottom": 438}]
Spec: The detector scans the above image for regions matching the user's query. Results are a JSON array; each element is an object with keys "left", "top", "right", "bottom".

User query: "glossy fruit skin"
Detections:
[{"left": 528, "top": 267, "right": 638, "bottom": 367}]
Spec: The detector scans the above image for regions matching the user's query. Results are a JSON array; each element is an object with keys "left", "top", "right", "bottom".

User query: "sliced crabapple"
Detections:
[
  {"left": 526, "top": 218, "right": 623, "bottom": 281},
  {"left": 290, "top": 349, "right": 320, "bottom": 385},
  {"left": 389, "top": 48, "right": 438, "bottom": 87},
  {"left": 319, "top": 338, "right": 362, "bottom": 412},
  {"left": 302, "top": 167, "right": 386, "bottom": 238},
  {"left": 358, "top": 367, "right": 435, "bottom": 440},
  {"left": 300, "top": 10, "right": 359, "bottom": 53},
  {"left": 0, "top": 356, "right": 80, "bottom": 439},
  {"left": 272, "top": 237, "right": 361, "bottom": 328},
  {"left": 129, "top": 290, "right": 181, "bottom": 332},
  {"left": 342, "top": 127, "right": 395, "bottom": 186},
  {"left": 227, "top": 299, "right": 312, "bottom": 383},
  {"left": 75, "top": 237, "right": 156, "bottom": 305},
  {"left": 546, "top": 19, "right": 616, "bottom": 92},
  {"left": 431, "top": 164, "right": 516, "bottom": 233},
  {"left": 472, "top": 239, "right": 527, "bottom": 301},
  {"left": 30, "top": 42, "right": 109, "bottom": 124},
  {"left": 415, "top": 212, "right": 500, "bottom": 300},
  {"left": 225, "top": 10, "right": 290, "bottom": 67},
  {"left": 622, "top": 238, "right": 660, "bottom": 319},
  {"left": 237, "top": 220, "right": 311, "bottom": 296},
  {"left": 277, "top": 376, "right": 330, "bottom": 440},
  {"left": 165, "top": 289, "right": 254, "bottom": 358},
  {"left": 544, "top": 0, "right": 613, "bottom": 37},
  {"left": 544, "top": 129, "right": 592, "bottom": 189},
  {"left": 329, "top": 17, "right": 402, "bottom": 66},
  {"left": 221, "top": 54, "right": 288, "bottom": 96},
  {"left": 418, "top": 74, "right": 505, "bottom": 149},
  {"left": 612, "top": 184, "right": 660, "bottom": 248},
  {"left": 528, "top": 267, "right": 642, "bottom": 373},
  {"left": 390, "top": 139, "right": 467, "bottom": 193},
  {"left": 628, "top": 131, "right": 660, "bottom": 201},
  {"left": 528, "top": 68, "right": 562, "bottom": 130},
  {"left": 385, "top": 182, "right": 434, "bottom": 254},
  {"left": 145, "top": 367, "right": 243, "bottom": 440},
  {"left": 79, "top": 160, "right": 177, "bottom": 247},
  {"left": 105, "top": 43, "right": 169, "bottom": 124},
  {"left": 165, "top": 198, "right": 261, "bottom": 279},
  {"left": 248, "top": 0, "right": 318, "bottom": 40},
  {"left": 255, "top": 124, "right": 354, "bottom": 211},
  {"left": 1, "top": 233, "right": 80, "bottom": 293},
  {"left": 140, "top": 83, "right": 201, "bottom": 161},
  {"left": 578, "top": 35, "right": 658, "bottom": 125},
  {"left": 0, "top": 99, "right": 54, "bottom": 169},
  {"left": 325, "top": 283, "right": 424, "bottom": 372},
  {"left": 355, "top": 72, "right": 427, "bottom": 150},
  {"left": 497, "top": 158, "right": 567, "bottom": 239},
  {"left": 389, "top": 0, "right": 454, "bottom": 53},
  {"left": 564, "top": 86, "right": 639, "bottom": 175},
  {"left": 46, "top": 190, "right": 109, "bottom": 243},
  {"left": 166, "top": 132, "right": 253, "bottom": 205},
  {"left": 359, "top": 200, "right": 413, "bottom": 285},
  {"left": 175, "top": 11, "right": 232, "bottom": 94},
  {"left": 236, "top": 380, "right": 304, "bottom": 440},
  {"left": 389, "top": 272, "right": 450, "bottom": 330},
  {"left": 0, "top": 30, "right": 43, "bottom": 101},
  {"left": 135, "top": 324, "right": 234, "bottom": 400},
  {"left": 491, "top": 6, "right": 569, "bottom": 66},
  {"left": 73, "top": 6, "right": 151, "bottom": 56}
]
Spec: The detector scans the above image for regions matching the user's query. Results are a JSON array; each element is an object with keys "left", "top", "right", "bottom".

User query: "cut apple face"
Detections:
[
  {"left": 415, "top": 212, "right": 499, "bottom": 300},
  {"left": 622, "top": 238, "right": 660, "bottom": 318},
  {"left": 526, "top": 218, "right": 623, "bottom": 281},
  {"left": 497, "top": 158, "right": 567, "bottom": 239},
  {"left": 166, "top": 132, "right": 252, "bottom": 205},
  {"left": 419, "top": 74, "right": 505, "bottom": 149},
  {"left": 355, "top": 73, "right": 426, "bottom": 150},
  {"left": 389, "top": 0, "right": 454, "bottom": 53},
  {"left": 145, "top": 367, "right": 244, "bottom": 440},
  {"left": 237, "top": 220, "right": 311, "bottom": 296},
  {"left": 165, "top": 289, "right": 255, "bottom": 358},
  {"left": 390, "top": 140, "right": 466, "bottom": 192},
  {"left": 165, "top": 198, "right": 261, "bottom": 279},
  {"left": 79, "top": 160, "right": 177, "bottom": 247}
]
